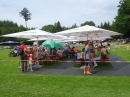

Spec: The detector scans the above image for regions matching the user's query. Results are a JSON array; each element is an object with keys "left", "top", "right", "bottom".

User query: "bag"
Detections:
[{"left": 17, "top": 47, "right": 24, "bottom": 55}]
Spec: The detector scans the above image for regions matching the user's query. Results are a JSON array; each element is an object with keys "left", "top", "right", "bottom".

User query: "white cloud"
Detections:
[{"left": 0, "top": 0, "right": 120, "bottom": 28}]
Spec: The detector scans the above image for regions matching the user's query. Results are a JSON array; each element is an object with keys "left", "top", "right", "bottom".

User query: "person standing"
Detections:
[
  {"left": 19, "top": 41, "right": 28, "bottom": 72},
  {"left": 84, "top": 40, "right": 93, "bottom": 75},
  {"left": 28, "top": 54, "right": 34, "bottom": 71}
]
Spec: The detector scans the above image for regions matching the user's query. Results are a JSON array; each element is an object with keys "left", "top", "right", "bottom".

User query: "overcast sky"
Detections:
[{"left": 0, "top": 0, "right": 120, "bottom": 29}]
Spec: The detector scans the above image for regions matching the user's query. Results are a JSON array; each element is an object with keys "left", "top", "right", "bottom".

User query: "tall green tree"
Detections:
[
  {"left": 98, "top": 21, "right": 113, "bottom": 30},
  {"left": 55, "top": 21, "right": 62, "bottom": 32},
  {"left": 114, "top": 0, "right": 130, "bottom": 38},
  {"left": 19, "top": 7, "right": 32, "bottom": 28}
]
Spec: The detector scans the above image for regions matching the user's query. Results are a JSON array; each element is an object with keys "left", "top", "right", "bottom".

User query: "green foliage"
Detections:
[
  {"left": 0, "top": 20, "right": 28, "bottom": 42},
  {"left": 41, "top": 21, "right": 64, "bottom": 33},
  {"left": 54, "top": 21, "right": 63, "bottom": 32},
  {"left": 19, "top": 8, "right": 31, "bottom": 21},
  {"left": 71, "top": 23, "right": 78, "bottom": 28},
  {"left": 80, "top": 21, "right": 95, "bottom": 26},
  {"left": 98, "top": 21, "right": 112, "bottom": 30},
  {"left": 114, "top": 0, "right": 130, "bottom": 38},
  {"left": 109, "top": 43, "right": 130, "bottom": 61},
  {"left": 41, "top": 24, "right": 56, "bottom": 33}
]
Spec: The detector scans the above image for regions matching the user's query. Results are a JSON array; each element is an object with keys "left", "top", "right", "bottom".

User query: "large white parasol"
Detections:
[
  {"left": 54, "top": 25, "right": 121, "bottom": 40},
  {"left": 2, "top": 29, "right": 60, "bottom": 45},
  {"left": 2, "top": 29, "right": 59, "bottom": 39}
]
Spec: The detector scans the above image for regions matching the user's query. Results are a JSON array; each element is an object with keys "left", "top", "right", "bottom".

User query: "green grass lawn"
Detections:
[
  {"left": 110, "top": 43, "right": 130, "bottom": 61},
  {"left": 0, "top": 46, "right": 130, "bottom": 97},
  {"left": 95, "top": 62, "right": 113, "bottom": 69}
]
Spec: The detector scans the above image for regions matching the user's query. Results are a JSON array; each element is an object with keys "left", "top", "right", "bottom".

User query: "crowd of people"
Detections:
[
  {"left": 71, "top": 40, "right": 110, "bottom": 75},
  {"left": 16, "top": 40, "right": 110, "bottom": 74},
  {"left": 17, "top": 41, "right": 80, "bottom": 72}
]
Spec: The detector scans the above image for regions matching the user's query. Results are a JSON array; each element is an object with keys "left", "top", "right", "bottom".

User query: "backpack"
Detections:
[{"left": 17, "top": 47, "right": 24, "bottom": 55}]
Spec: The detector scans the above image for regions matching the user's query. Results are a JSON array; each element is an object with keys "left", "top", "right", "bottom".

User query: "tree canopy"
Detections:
[
  {"left": 41, "top": 24, "right": 56, "bottom": 33},
  {"left": 114, "top": 0, "right": 130, "bottom": 38},
  {"left": 0, "top": 20, "right": 28, "bottom": 42},
  {"left": 19, "top": 7, "right": 32, "bottom": 28},
  {"left": 80, "top": 21, "right": 95, "bottom": 26}
]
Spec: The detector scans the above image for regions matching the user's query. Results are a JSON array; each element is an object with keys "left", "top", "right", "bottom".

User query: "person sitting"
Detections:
[
  {"left": 57, "top": 48, "right": 62, "bottom": 56},
  {"left": 73, "top": 47, "right": 79, "bottom": 61},
  {"left": 57, "top": 48, "right": 63, "bottom": 59},
  {"left": 63, "top": 47, "right": 69, "bottom": 58},
  {"left": 40, "top": 48, "right": 46, "bottom": 60},
  {"left": 76, "top": 48, "right": 85, "bottom": 65},
  {"left": 52, "top": 48, "right": 57, "bottom": 56},
  {"left": 93, "top": 46, "right": 102, "bottom": 60},
  {"left": 101, "top": 46, "right": 109, "bottom": 59},
  {"left": 51, "top": 48, "right": 58, "bottom": 60},
  {"left": 81, "top": 48, "right": 85, "bottom": 65}
]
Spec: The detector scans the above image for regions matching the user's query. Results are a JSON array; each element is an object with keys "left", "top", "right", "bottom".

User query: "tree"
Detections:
[
  {"left": 114, "top": 0, "right": 130, "bottom": 38},
  {"left": 54, "top": 21, "right": 63, "bottom": 32},
  {"left": 71, "top": 23, "right": 78, "bottom": 29},
  {"left": 0, "top": 20, "right": 28, "bottom": 42},
  {"left": 41, "top": 24, "right": 56, "bottom": 33},
  {"left": 80, "top": 21, "right": 95, "bottom": 26},
  {"left": 19, "top": 7, "right": 32, "bottom": 28}
]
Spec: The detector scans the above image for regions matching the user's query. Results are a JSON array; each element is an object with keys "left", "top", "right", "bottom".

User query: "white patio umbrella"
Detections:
[
  {"left": 54, "top": 25, "right": 121, "bottom": 39},
  {"left": 27, "top": 35, "right": 76, "bottom": 41},
  {"left": 75, "top": 36, "right": 112, "bottom": 41},
  {"left": 2, "top": 29, "right": 60, "bottom": 45},
  {"left": 2, "top": 29, "right": 59, "bottom": 39},
  {"left": 54, "top": 36, "right": 112, "bottom": 42}
]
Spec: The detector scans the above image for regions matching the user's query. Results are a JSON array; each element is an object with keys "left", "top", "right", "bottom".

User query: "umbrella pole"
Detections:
[
  {"left": 36, "top": 37, "right": 40, "bottom": 66},
  {"left": 37, "top": 37, "right": 39, "bottom": 46}
]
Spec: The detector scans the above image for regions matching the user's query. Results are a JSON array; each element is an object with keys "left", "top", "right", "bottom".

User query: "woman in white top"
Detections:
[{"left": 57, "top": 48, "right": 62, "bottom": 56}]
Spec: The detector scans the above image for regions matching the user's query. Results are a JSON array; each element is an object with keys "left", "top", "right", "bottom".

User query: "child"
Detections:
[{"left": 29, "top": 54, "right": 34, "bottom": 71}]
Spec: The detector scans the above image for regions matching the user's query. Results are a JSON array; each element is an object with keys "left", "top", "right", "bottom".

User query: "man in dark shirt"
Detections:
[{"left": 19, "top": 41, "right": 28, "bottom": 72}]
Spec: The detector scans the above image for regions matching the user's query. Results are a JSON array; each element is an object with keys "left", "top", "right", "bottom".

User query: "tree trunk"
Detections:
[{"left": 25, "top": 20, "right": 27, "bottom": 28}]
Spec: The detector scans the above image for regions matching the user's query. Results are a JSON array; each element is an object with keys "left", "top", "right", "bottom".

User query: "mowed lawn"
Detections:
[
  {"left": 109, "top": 43, "right": 130, "bottom": 61},
  {"left": 0, "top": 45, "right": 130, "bottom": 97}
]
